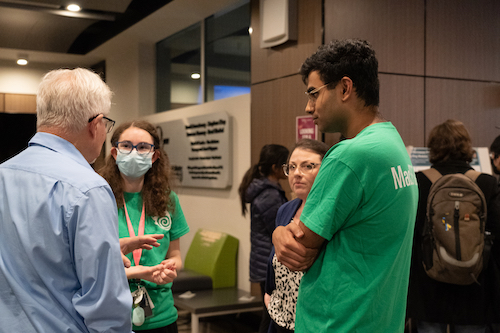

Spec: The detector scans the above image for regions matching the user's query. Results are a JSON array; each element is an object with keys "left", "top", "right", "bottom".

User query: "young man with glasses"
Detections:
[
  {"left": 272, "top": 39, "right": 419, "bottom": 332},
  {"left": 0, "top": 68, "right": 133, "bottom": 332}
]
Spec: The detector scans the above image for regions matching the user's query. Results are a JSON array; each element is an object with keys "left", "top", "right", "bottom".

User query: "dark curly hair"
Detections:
[
  {"left": 299, "top": 39, "right": 379, "bottom": 107},
  {"left": 99, "top": 120, "right": 174, "bottom": 217},
  {"left": 427, "top": 119, "right": 474, "bottom": 164}
]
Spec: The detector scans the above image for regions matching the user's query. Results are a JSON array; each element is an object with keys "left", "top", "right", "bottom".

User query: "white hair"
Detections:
[{"left": 36, "top": 68, "right": 112, "bottom": 133}]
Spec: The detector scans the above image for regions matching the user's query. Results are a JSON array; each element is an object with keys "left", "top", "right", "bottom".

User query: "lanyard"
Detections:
[{"left": 123, "top": 197, "right": 146, "bottom": 267}]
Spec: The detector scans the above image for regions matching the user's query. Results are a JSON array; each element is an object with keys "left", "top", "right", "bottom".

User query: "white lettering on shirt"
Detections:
[{"left": 391, "top": 164, "right": 417, "bottom": 190}]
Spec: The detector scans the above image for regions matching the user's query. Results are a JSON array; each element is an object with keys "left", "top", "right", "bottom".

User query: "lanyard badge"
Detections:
[
  {"left": 131, "top": 284, "right": 155, "bottom": 325},
  {"left": 124, "top": 198, "right": 155, "bottom": 325}
]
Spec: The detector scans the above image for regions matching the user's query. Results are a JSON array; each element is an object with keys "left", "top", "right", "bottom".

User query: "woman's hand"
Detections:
[
  {"left": 120, "top": 234, "right": 164, "bottom": 254},
  {"left": 264, "top": 293, "right": 271, "bottom": 308},
  {"left": 125, "top": 262, "right": 177, "bottom": 285},
  {"left": 154, "top": 260, "right": 178, "bottom": 284},
  {"left": 120, "top": 235, "right": 164, "bottom": 267}
]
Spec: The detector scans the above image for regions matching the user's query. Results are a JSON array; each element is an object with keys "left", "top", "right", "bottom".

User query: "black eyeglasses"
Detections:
[
  {"left": 88, "top": 114, "right": 115, "bottom": 133},
  {"left": 115, "top": 141, "right": 155, "bottom": 155},
  {"left": 282, "top": 162, "right": 321, "bottom": 176}
]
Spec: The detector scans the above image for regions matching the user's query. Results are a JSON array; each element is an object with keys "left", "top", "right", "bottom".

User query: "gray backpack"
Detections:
[{"left": 421, "top": 168, "right": 487, "bottom": 285}]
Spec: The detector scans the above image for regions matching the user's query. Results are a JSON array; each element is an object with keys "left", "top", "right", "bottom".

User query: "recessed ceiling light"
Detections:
[
  {"left": 191, "top": 73, "right": 201, "bottom": 80},
  {"left": 17, "top": 58, "right": 28, "bottom": 66},
  {"left": 67, "top": 4, "right": 81, "bottom": 12}
]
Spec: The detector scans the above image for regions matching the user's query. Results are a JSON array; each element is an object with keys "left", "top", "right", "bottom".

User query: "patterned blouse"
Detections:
[{"left": 267, "top": 219, "right": 304, "bottom": 331}]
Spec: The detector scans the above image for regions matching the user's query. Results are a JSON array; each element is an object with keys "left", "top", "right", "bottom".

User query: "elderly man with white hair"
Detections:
[{"left": 0, "top": 68, "right": 133, "bottom": 333}]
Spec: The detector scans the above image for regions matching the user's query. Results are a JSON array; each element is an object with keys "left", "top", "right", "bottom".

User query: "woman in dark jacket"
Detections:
[
  {"left": 239, "top": 144, "right": 289, "bottom": 333},
  {"left": 407, "top": 119, "right": 500, "bottom": 333}
]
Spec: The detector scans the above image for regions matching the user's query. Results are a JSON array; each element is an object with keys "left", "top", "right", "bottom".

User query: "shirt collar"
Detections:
[{"left": 29, "top": 132, "right": 93, "bottom": 170}]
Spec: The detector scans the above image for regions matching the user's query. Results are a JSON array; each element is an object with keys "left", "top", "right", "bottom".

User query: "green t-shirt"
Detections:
[
  {"left": 296, "top": 122, "right": 418, "bottom": 332},
  {"left": 118, "top": 191, "right": 189, "bottom": 331}
]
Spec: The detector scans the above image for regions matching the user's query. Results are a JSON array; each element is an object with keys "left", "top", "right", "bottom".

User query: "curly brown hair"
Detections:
[
  {"left": 427, "top": 119, "right": 474, "bottom": 164},
  {"left": 99, "top": 120, "right": 174, "bottom": 216}
]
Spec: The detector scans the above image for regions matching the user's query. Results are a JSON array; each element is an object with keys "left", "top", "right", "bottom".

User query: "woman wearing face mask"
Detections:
[
  {"left": 265, "top": 139, "right": 329, "bottom": 333},
  {"left": 100, "top": 120, "right": 189, "bottom": 333}
]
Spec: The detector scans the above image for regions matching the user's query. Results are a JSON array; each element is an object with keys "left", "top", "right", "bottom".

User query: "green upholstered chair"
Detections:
[{"left": 183, "top": 228, "right": 239, "bottom": 289}]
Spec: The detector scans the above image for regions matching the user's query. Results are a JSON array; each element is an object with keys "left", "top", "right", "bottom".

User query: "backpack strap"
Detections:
[
  {"left": 464, "top": 169, "right": 481, "bottom": 182},
  {"left": 422, "top": 168, "right": 442, "bottom": 184}
]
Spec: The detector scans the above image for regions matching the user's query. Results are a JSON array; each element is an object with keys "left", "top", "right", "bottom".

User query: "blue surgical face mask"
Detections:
[{"left": 116, "top": 150, "right": 153, "bottom": 178}]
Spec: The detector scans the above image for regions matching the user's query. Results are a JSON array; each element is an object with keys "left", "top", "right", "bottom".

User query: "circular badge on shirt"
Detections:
[{"left": 152, "top": 212, "right": 172, "bottom": 231}]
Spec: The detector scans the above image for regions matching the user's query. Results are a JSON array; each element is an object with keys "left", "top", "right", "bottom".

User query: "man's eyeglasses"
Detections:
[
  {"left": 305, "top": 82, "right": 331, "bottom": 103},
  {"left": 116, "top": 141, "right": 155, "bottom": 155},
  {"left": 88, "top": 114, "right": 115, "bottom": 134},
  {"left": 282, "top": 162, "right": 321, "bottom": 176}
]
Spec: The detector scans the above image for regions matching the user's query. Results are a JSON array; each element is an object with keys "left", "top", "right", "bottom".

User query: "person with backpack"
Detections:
[{"left": 407, "top": 119, "right": 500, "bottom": 333}]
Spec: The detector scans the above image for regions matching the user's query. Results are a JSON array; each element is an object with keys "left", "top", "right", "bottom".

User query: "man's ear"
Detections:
[
  {"left": 88, "top": 114, "right": 102, "bottom": 139},
  {"left": 340, "top": 77, "right": 353, "bottom": 101}
]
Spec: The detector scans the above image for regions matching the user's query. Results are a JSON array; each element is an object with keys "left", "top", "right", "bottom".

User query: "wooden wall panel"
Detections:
[
  {"left": 426, "top": 0, "right": 500, "bottom": 81},
  {"left": 425, "top": 78, "right": 500, "bottom": 147},
  {"left": 379, "top": 74, "right": 425, "bottom": 146},
  {"left": 251, "top": 74, "right": 311, "bottom": 196},
  {"left": 324, "top": 0, "right": 425, "bottom": 75},
  {"left": 251, "top": 74, "right": 308, "bottom": 163},
  {"left": 251, "top": 74, "right": 341, "bottom": 184},
  {"left": 251, "top": 74, "right": 425, "bottom": 152},
  {"left": 0, "top": 93, "right": 4, "bottom": 112},
  {"left": 250, "top": 0, "right": 500, "bottom": 180},
  {"left": 250, "top": 0, "right": 322, "bottom": 84},
  {"left": 4, "top": 94, "right": 36, "bottom": 114}
]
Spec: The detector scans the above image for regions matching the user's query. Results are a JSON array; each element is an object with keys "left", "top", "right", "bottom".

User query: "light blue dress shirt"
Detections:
[{"left": 0, "top": 132, "right": 133, "bottom": 333}]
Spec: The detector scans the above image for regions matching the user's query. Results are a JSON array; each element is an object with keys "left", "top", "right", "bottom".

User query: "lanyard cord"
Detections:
[{"left": 123, "top": 197, "right": 146, "bottom": 267}]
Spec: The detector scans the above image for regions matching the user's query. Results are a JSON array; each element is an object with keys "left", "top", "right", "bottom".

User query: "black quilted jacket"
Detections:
[{"left": 245, "top": 177, "right": 287, "bottom": 282}]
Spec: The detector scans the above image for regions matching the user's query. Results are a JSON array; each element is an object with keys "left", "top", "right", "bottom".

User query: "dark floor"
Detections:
[
  {"left": 177, "top": 314, "right": 500, "bottom": 333},
  {"left": 177, "top": 310, "right": 261, "bottom": 333}
]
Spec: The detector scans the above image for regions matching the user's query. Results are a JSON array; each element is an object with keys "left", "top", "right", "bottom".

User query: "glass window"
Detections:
[
  {"left": 156, "top": 23, "right": 201, "bottom": 112},
  {"left": 156, "top": 1, "right": 250, "bottom": 112},
  {"left": 205, "top": 2, "right": 250, "bottom": 102}
]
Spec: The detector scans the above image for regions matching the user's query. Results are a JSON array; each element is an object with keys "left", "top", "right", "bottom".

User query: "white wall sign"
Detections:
[
  {"left": 407, "top": 146, "right": 493, "bottom": 174},
  {"left": 156, "top": 111, "right": 232, "bottom": 188}
]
